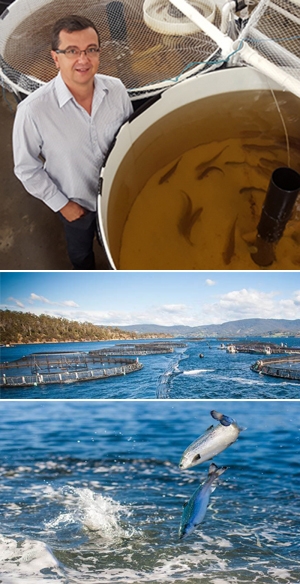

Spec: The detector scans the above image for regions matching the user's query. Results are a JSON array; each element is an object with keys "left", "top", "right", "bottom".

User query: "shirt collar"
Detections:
[
  {"left": 54, "top": 72, "right": 109, "bottom": 109},
  {"left": 55, "top": 72, "right": 74, "bottom": 108}
]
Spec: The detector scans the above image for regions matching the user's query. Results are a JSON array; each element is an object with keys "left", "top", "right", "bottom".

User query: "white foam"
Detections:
[
  {"left": 182, "top": 369, "right": 215, "bottom": 375},
  {"left": 0, "top": 534, "right": 63, "bottom": 583},
  {"left": 268, "top": 567, "right": 293, "bottom": 580}
]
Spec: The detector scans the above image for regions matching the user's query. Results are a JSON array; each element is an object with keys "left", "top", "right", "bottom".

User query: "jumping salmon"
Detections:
[
  {"left": 179, "top": 410, "right": 244, "bottom": 470},
  {"left": 178, "top": 463, "right": 228, "bottom": 540}
]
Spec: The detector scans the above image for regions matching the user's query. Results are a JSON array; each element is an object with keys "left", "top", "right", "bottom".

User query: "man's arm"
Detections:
[{"left": 12, "top": 104, "right": 70, "bottom": 213}]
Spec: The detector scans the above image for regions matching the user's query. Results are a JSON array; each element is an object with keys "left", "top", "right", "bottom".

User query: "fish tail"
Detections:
[
  {"left": 208, "top": 463, "right": 228, "bottom": 478},
  {"left": 210, "top": 410, "right": 234, "bottom": 426}
]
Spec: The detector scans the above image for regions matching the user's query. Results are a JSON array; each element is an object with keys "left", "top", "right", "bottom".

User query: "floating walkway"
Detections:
[
  {"left": 251, "top": 355, "right": 300, "bottom": 382},
  {"left": 90, "top": 341, "right": 187, "bottom": 356},
  {"left": 223, "top": 342, "right": 300, "bottom": 356},
  {"left": 0, "top": 351, "right": 143, "bottom": 387}
]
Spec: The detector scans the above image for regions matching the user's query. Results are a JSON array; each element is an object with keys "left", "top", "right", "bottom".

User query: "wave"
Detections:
[
  {"left": 0, "top": 534, "right": 65, "bottom": 583},
  {"left": 156, "top": 349, "right": 188, "bottom": 398}
]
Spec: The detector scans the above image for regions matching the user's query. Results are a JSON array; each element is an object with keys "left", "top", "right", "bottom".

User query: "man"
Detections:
[{"left": 13, "top": 15, "right": 133, "bottom": 269}]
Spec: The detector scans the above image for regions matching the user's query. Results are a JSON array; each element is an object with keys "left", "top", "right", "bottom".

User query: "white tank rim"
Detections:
[{"left": 143, "top": 0, "right": 216, "bottom": 35}]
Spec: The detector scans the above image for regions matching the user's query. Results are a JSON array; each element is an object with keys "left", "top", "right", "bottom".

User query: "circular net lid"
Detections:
[{"left": 0, "top": 0, "right": 220, "bottom": 98}]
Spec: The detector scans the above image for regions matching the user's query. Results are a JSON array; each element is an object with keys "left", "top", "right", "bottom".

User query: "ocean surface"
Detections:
[
  {"left": 0, "top": 400, "right": 299, "bottom": 584},
  {"left": 1, "top": 337, "right": 299, "bottom": 399}
]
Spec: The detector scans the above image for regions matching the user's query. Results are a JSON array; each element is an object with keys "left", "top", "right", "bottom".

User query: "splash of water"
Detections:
[{"left": 46, "top": 486, "right": 135, "bottom": 539}]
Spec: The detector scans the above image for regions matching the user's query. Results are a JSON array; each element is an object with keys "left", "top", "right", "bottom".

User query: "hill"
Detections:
[
  {"left": 120, "top": 318, "right": 300, "bottom": 338},
  {"left": 0, "top": 310, "right": 171, "bottom": 345}
]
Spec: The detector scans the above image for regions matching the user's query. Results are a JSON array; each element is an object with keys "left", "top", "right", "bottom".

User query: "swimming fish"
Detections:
[
  {"left": 179, "top": 410, "right": 244, "bottom": 470},
  {"left": 239, "top": 187, "right": 266, "bottom": 195},
  {"left": 177, "top": 190, "right": 203, "bottom": 245},
  {"left": 197, "top": 166, "right": 224, "bottom": 181},
  {"left": 225, "top": 160, "right": 269, "bottom": 178},
  {"left": 222, "top": 216, "right": 237, "bottom": 265},
  {"left": 178, "top": 463, "right": 228, "bottom": 540},
  {"left": 259, "top": 158, "right": 287, "bottom": 171},
  {"left": 159, "top": 159, "right": 181, "bottom": 184},
  {"left": 195, "top": 146, "right": 228, "bottom": 178},
  {"left": 242, "top": 143, "right": 282, "bottom": 154}
]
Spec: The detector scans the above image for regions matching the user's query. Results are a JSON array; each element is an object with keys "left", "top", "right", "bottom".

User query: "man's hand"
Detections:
[{"left": 60, "top": 201, "right": 87, "bottom": 222}]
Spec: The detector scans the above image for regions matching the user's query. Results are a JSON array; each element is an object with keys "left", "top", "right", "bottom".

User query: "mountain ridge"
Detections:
[{"left": 119, "top": 318, "right": 300, "bottom": 337}]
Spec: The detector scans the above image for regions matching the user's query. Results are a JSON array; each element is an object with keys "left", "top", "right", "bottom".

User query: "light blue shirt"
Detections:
[{"left": 13, "top": 72, "right": 133, "bottom": 212}]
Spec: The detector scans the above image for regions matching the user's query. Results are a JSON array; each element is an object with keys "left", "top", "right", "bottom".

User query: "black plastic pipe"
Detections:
[{"left": 251, "top": 166, "right": 300, "bottom": 266}]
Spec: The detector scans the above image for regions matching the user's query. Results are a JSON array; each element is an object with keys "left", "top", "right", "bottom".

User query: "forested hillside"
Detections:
[{"left": 0, "top": 310, "right": 169, "bottom": 345}]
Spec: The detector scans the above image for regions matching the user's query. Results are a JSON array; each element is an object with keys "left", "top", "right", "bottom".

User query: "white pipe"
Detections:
[
  {"left": 243, "top": 28, "right": 300, "bottom": 71},
  {"left": 220, "top": 1, "right": 236, "bottom": 34},
  {"left": 269, "top": 1, "right": 300, "bottom": 26},
  {"left": 169, "top": 0, "right": 233, "bottom": 54},
  {"left": 238, "top": 40, "right": 300, "bottom": 98}
]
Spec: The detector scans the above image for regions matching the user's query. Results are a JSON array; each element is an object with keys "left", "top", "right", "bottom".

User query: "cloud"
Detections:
[
  {"left": 29, "top": 293, "right": 79, "bottom": 308},
  {"left": 22, "top": 303, "right": 196, "bottom": 328},
  {"left": 5, "top": 288, "right": 300, "bottom": 328},
  {"left": 30, "top": 293, "right": 51, "bottom": 304},
  {"left": 161, "top": 304, "right": 187, "bottom": 313},
  {"left": 201, "top": 288, "right": 300, "bottom": 323},
  {"left": 205, "top": 279, "right": 216, "bottom": 286},
  {"left": 7, "top": 297, "right": 25, "bottom": 308}
]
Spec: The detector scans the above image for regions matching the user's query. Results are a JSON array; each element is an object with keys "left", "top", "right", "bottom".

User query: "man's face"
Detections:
[{"left": 51, "top": 27, "right": 100, "bottom": 90}]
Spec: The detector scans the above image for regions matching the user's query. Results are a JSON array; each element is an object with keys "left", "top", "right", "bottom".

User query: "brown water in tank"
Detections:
[{"left": 118, "top": 91, "right": 300, "bottom": 270}]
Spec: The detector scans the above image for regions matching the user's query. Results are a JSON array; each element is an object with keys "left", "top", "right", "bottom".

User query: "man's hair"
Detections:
[{"left": 51, "top": 15, "right": 100, "bottom": 50}]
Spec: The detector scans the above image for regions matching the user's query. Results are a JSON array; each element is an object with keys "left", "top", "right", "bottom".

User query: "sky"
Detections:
[{"left": 1, "top": 271, "right": 299, "bottom": 327}]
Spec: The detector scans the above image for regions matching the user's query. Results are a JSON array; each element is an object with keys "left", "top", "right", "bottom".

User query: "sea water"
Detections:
[
  {"left": 0, "top": 400, "right": 299, "bottom": 583},
  {"left": 1, "top": 337, "right": 299, "bottom": 399}
]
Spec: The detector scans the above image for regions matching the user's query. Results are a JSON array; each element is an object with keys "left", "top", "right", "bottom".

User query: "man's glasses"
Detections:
[{"left": 55, "top": 47, "right": 100, "bottom": 59}]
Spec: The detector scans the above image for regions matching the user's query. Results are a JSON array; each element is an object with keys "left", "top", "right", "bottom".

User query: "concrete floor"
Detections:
[{"left": 0, "top": 89, "right": 111, "bottom": 270}]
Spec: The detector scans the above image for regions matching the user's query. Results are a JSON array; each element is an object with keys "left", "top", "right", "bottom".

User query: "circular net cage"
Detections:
[{"left": 0, "top": 0, "right": 221, "bottom": 99}]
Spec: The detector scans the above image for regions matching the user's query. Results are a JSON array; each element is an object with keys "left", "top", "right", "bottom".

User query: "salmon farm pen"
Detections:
[
  {"left": 251, "top": 355, "right": 300, "bottom": 382},
  {"left": 0, "top": 351, "right": 143, "bottom": 387},
  {"left": 90, "top": 341, "right": 187, "bottom": 356},
  {"left": 222, "top": 342, "right": 300, "bottom": 355}
]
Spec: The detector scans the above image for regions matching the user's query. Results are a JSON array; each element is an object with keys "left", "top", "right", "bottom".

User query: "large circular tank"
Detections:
[{"left": 97, "top": 67, "right": 300, "bottom": 270}]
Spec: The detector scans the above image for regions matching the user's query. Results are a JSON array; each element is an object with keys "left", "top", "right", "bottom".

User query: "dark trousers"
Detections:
[{"left": 59, "top": 211, "right": 97, "bottom": 270}]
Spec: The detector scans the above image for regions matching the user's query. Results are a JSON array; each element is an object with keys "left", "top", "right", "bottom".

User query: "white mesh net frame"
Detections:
[
  {"left": 169, "top": 0, "right": 300, "bottom": 98},
  {"left": 0, "top": 0, "right": 223, "bottom": 98},
  {"left": 239, "top": 0, "right": 300, "bottom": 79},
  {"left": 0, "top": 0, "right": 53, "bottom": 94}
]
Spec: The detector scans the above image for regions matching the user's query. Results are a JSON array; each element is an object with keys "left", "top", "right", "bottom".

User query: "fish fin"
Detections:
[
  {"left": 210, "top": 410, "right": 234, "bottom": 426},
  {"left": 208, "top": 462, "right": 218, "bottom": 475},
  {"left": 209, "top": 464, "right": 229, "bottom": 479},
  {"left": 192, "top": 453, "right": 201, "bottom": 464},
  {"left": 205, "top": 424, "right": 214, "bottom": 432}
]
